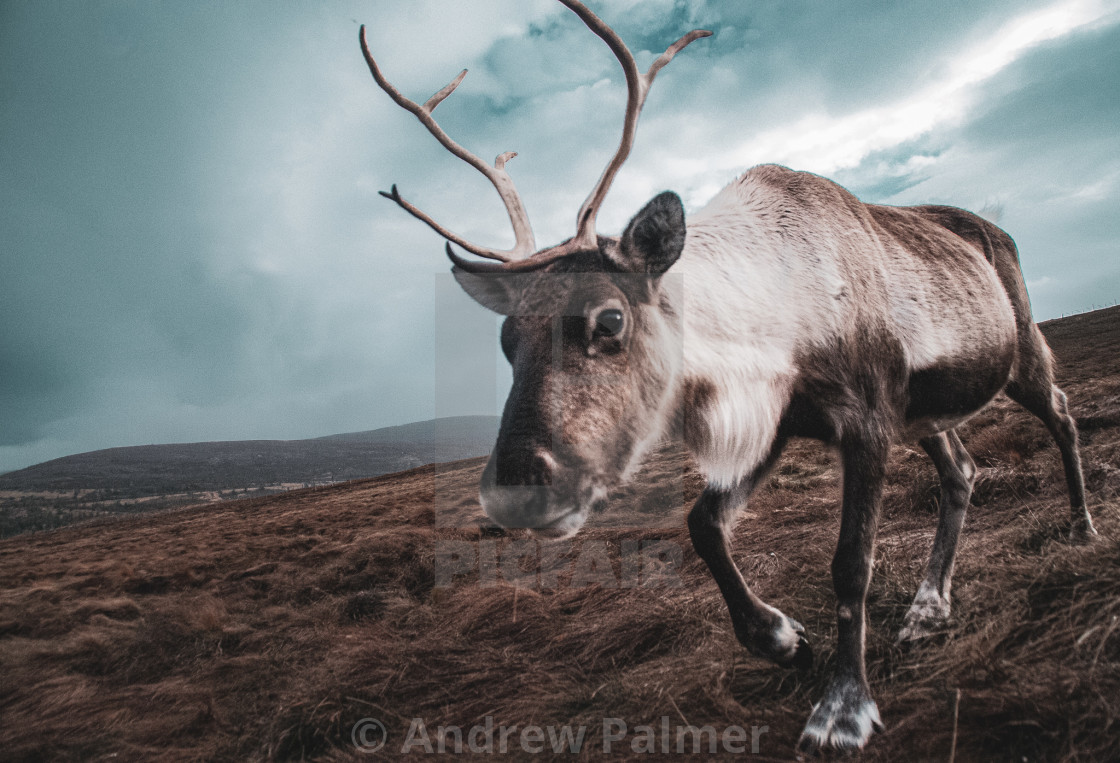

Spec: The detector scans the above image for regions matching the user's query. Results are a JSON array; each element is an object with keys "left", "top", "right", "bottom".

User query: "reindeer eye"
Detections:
[{"left": 595, "top": 309, "right": 624, "bottom": 337}]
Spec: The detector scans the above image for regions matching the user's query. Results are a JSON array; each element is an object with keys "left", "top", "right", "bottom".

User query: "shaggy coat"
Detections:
[{"left": 457, "top": 164, "right": 1096, "bottom": 752}]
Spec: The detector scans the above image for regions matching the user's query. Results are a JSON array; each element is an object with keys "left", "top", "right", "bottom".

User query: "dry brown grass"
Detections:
[{"left": 1, "top": 307, "right": 1118, "bottom": 761}]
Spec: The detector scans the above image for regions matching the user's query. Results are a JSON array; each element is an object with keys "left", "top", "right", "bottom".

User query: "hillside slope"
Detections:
[
  {"left": 0, "top": 416, "right": 500, "bottom": 490},
  {"left": 0, "top": 308, "right": 1117, "bottom": 761},
  {"left": 0, "top": 415, "right": 498, "bottom": 537}
]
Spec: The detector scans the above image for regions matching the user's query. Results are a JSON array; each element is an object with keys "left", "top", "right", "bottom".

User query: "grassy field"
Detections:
[{"left": 0, "top": 307, "right": 1117, "bottom": 761}]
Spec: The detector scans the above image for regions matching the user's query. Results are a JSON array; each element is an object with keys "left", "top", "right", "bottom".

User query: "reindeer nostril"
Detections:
[
  {"left": 532, "top": 449, "right": 556, "bottom": 486},
  {"left": 493, "top": 447, "right": 556, "bottom": 487}
]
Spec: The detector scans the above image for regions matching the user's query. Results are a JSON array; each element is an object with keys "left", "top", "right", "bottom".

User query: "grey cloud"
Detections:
[{"left": 883, "top": 21, "right": 1120, "bottom": 319}]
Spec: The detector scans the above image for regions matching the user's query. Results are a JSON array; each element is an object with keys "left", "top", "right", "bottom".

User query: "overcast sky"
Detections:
[{"left": 2, "top": 0, "right": 1118, "bottom": 473}]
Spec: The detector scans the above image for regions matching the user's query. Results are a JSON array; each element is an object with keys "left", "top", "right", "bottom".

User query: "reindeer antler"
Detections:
[
  {"left": 361, "top": 2, "right": 709, "bottom": 271},
  {"left": 360, "top": 26, "right": 535, "bottom": 261},
  {"left": 557, "top": 1, "right": 711, "bottom": 252}
]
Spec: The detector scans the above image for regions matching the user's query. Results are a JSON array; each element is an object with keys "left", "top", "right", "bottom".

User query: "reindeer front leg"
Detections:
[
  {"left": 687, "top": 439, "right": 812, "bottom": 668},
  {"left": 798, "top": 431, "right": 888, "bottom": 753}
]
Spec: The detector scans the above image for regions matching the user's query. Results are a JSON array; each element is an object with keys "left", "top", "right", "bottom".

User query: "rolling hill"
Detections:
[
  {"left": 0, "top": 307, "right": 1117, "bottom": 761},
  {"left": 0, "top": 415, "right": 499, "bottom": 536}
]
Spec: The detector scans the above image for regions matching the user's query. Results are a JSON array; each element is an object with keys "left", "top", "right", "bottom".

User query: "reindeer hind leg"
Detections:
[
  {"left": 899, "top": 430, "right": 975, "bottom": 642},
  {"left": 1004, "top": 326, "right": 1097, "bottom": 541}
]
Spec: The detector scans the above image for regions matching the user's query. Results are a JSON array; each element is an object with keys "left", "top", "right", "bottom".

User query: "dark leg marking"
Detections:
[
  {"left": 799, "top": 429, "right": 887, "bottom": 754},
  {"left": 687, "top": 437, "right": 812, "bottom": 669},
  {"left": 899, "top": 430, "right": 975, "bottom": 642}
]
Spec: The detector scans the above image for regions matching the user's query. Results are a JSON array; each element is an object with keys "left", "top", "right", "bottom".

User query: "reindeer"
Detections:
[{"left": 360, "top": 0, "right": 1098, "bottom": 752}]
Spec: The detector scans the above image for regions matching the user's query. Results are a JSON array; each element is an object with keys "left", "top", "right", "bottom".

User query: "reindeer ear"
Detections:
[
  {"left": 452, "top": 267, "right": 518, "bottom": 315},
  {"left": 616, "top": 191, "right": 686, "bottom": 276}
]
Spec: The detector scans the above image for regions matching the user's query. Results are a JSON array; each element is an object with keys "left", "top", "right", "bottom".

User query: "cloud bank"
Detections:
[{"left": 1, "top": 0, "right": 1117, "bottom": 472}]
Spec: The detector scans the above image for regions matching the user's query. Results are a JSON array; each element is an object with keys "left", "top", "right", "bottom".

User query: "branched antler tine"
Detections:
[
  {"left": 359, "top": 25, "right": 536, "bottom": 259},
  {"left": 556, "top": 1, "right": 709, "bottom": 248},
  {"left": 446, "top": 241, "right": 573, "bottom": 274},
  {"left": 380, "top": 186, "right": 512, "bottom": 262},
  {"left": 647, "top": 29, "right": 713, "bottom": 80},
  {"left": 424, "top": 69, "right": 468, "bottom": 113}
]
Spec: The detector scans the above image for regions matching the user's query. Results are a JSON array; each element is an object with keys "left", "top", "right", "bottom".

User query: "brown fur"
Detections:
[{"left": 464, "top": 167, "right": 1097, "bottom": 753}]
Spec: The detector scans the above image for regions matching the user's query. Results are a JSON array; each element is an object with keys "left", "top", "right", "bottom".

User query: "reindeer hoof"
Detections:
[
  {"left": 897, "top": 617, "right": 945, "bottom": 643},
  {"left": 798, "top": 678, "right": 882, "bottom": 755},
  {"left": 756, "top": 613, "right": 813, "bottom": 669},
  {"left": 1069, "top": 516, "right": 1098, "bottom": 544},
  {"left": 779, "top": 616, "right": 814, "bottom": 671},
  {"left": 897, "top": 580, "right": 950, "bottom": 643},
  {"left": 897, "top": 618, "right": 944, "bottom": 643},
  {"left": 789, "top": 632, "right": 815, "bottom": 671}
]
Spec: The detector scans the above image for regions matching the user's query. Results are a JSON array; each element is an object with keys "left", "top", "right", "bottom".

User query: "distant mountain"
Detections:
[
  {"left": 315, "top": 415, "right": 501, "bottom": 453},
  {"left": 0, "top": 415, "right": 498, "bottom": 536},
  {"left": 0, "top": 415, "right": 500, "bottom": 491}
]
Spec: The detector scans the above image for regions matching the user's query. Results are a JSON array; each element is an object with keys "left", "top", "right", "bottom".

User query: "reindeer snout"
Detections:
[
  {"left": 480, "top": 484, "right": 550, "bottom": 529},
  {"left": 479, "top": 448, "right": 569, "bottom": 530}
]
